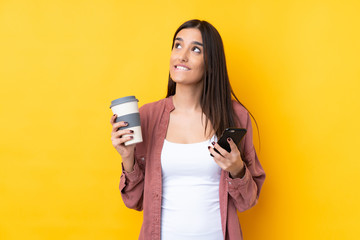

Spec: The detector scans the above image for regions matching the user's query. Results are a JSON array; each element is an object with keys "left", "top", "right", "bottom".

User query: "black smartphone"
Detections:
[{"left": 212, "top": 128, "right": 247, "bottom": 156}]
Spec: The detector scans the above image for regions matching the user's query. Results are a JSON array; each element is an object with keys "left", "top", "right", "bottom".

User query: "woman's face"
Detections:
[{"left": 169, "top": 28, "right": 205, "bottom": 85}]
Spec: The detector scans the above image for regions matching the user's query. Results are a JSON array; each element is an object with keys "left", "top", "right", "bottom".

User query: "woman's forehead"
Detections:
[{"left": 175, "top": 28, "right": 203, "bottom": 43}]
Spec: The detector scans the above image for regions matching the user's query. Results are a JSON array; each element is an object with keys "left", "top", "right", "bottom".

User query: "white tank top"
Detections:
[{"left": 160, "top": 136, "right": 223, "bottom": 240}]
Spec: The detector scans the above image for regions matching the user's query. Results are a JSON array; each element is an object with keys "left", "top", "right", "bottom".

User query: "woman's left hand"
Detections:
[{"left": 208, "top": 138, "right": 246, "bottom": 179}]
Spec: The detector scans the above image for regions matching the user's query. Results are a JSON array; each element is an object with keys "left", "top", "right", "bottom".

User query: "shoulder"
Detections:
[
  {"left": 231, "top": 100, "right": 251, "bottom": 128},
  {"left": 138, "top": 97, "right": 169, "bottom": 124},
  {"left": 139, "top": 98, "right": 167, "bottom": 115},
  {"left": 232, "top": 100, "right": 249, "bottom": 118}
]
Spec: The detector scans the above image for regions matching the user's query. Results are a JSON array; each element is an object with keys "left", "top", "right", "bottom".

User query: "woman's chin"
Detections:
[{"left": 171, "top": 77, "right": 203, "bottom": 85}]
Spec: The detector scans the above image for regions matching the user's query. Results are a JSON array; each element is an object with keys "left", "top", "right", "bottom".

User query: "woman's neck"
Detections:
[{"left": 172, "top": 83, "right": 203, "bottom": 113}]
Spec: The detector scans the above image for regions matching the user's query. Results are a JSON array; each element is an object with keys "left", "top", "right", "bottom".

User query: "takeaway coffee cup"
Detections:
[{"left": 110, "top": 96, "right": 142, "bottom": 146}]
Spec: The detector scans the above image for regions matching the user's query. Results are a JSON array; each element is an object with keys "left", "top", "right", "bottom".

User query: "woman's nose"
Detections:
[{"left": 178, "top": 49, "right": 188, "bottom": 62}]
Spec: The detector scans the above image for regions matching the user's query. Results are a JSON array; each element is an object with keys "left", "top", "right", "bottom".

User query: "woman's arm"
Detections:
[
  {"left": 117, "top": 105, "right": 149, "bottom": 211},
  {"left": 227, "top": 111, "right": 265, "bottom": 212},
  {"left": 226, "top": 147, "right": 265, "bottom": 212},
  {"left": 119, "top": 152, "right": 146, "bottom": 211},
  {"left": 208, "top": 110, "right": 266, "bottom": 212}
]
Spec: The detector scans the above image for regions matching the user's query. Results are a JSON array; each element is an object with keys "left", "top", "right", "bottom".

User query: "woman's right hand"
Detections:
[{"left": 110, "top": 114, "right": 136, "bottom": 172}]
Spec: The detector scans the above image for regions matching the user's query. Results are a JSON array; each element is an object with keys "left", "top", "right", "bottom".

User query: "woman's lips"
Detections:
[{"left": 174, "top": 65, "right": 191, "bottom": 71}]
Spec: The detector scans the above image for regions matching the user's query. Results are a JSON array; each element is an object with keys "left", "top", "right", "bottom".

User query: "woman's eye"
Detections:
[
  {"left": 174, "top": 43, "right": 181, "bottom": 49},
  {"left": 193, "top": 47, "right": 201, "bottom": 53}
]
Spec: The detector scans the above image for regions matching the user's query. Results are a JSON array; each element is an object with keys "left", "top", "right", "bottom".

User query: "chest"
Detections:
[
  {"left": 165, "top": 110, "right": 214, "bottom": 144},
  {"left": 161, "top": 138, "right": 220, "bottom": 180}
]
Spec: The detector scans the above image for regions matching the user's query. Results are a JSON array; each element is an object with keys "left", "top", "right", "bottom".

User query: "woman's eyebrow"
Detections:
[{"left": 175, "top": 37, "right": 203, "bottom": 47}]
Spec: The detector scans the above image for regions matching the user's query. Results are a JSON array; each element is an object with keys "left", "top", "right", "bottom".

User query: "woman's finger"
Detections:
[
  {"left": 113, "top": 135, "right": 134, "bottom": 146},
  {"left": 208, "top": 146, "right": 225, "bottom": 161},
  {"left": 213, "top": 156, "right": 226, "bottom": 169},
  {"left": 112, "top": 121, "right": 129, "bottom": 132},
  {"left": 212, "top": 141, "right": 230, "bottom": 158},
  {"left": 227, "top": 138, "right": 240, "bottom": 154},
  {"left": 112, "top": 129, "right": 134, "bottom": 138},
  {"left": 110, "top": 114, "right": 117, "bottom": 124},
  {"left": 209, "top": 146, "right": 228, "bottom": 169}
]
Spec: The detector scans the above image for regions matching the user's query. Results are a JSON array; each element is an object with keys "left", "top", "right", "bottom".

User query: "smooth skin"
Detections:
[
  {"left": 110, "top": 118, "right": 136, "bottom": 172},
  {"left": 110, "top": 28, "right": 245, "bottom": 178}
]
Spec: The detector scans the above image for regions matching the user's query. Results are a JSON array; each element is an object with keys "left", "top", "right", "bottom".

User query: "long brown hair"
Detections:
[{"left": 166, "top": 19, "right": 259, "bottom": 143}]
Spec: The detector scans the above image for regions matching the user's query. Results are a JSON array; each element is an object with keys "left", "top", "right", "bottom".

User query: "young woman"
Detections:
[{"left": 110, "top": 19, "right": 265, "bottom": 240}]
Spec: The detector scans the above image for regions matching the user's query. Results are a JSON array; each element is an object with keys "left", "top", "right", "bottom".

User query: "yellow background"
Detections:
[{"left": 1, "top": 0, "right": 359, "bottom": 239}]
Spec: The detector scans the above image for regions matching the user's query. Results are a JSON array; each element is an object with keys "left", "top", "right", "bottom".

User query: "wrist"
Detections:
[
  {"left": 230, "top": 163, "right": 246, "bottom": 179},
  {"left": 122, "top": 156, "right": 135, "bottom": 173}
]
